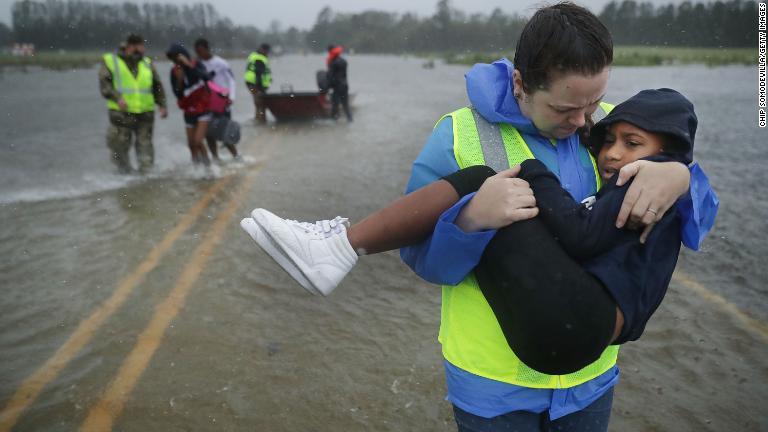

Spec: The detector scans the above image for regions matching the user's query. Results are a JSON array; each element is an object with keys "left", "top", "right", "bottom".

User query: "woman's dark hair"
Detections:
[{"left": 513, "top": 2, "right": 613, "bottom": 94}]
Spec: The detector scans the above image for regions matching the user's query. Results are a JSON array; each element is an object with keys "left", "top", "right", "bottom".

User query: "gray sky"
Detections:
[{"left": 0, "top": 0, "right": 690, "bottom": 28}]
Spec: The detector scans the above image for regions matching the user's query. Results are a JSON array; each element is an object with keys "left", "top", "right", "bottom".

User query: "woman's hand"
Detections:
[
  {"left": 615, "top": 160, "right": 690, "bottom": 242},
  {"left": 455, "top": 165, "right": 538, "bottom": 232}
]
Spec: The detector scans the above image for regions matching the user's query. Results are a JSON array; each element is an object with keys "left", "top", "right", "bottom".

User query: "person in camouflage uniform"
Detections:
[{"left": 99, "top": 34, "right": 168, "bottom": 174}]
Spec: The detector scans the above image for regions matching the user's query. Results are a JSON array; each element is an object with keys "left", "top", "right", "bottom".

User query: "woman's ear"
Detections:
[{"left": 512, "top": 69, "right": 524, "bottom": 99}]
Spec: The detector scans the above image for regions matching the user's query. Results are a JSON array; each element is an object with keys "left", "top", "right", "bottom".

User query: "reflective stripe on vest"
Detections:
[
  {"left": 244, "top": 52, "right": 272, "bottom": 88},
  {"left": 471, "top": 109, "right": 508, "bottom": 172},
  {"left": 438, "top": 104, "right": 618, "bottom": 389},
  {"left": 103, "top": 53, "right": 155, "bottom": 114}
]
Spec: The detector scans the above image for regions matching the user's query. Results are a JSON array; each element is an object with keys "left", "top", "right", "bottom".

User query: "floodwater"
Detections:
[{"left": 0, "top": 55, "right": 766, "bottom": 431}]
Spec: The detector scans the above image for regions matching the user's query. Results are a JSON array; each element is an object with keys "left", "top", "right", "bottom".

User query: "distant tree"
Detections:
[
  {"left": 0, "top": 22, "right": 12, "bottom": 47},
  {"left": 306, "top": 6, "right": 334, "bottom": 51},
  {"left": 600, "top": 0, "right": 757, "bottom": 47}
]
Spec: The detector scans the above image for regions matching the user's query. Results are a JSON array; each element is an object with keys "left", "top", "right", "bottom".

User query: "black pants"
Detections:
[
  {"left": 442, "top": 165, "right": 616, "bottom": 375},
  {"left": 331, "top": 85, "right": 352, "bottom": 121}
]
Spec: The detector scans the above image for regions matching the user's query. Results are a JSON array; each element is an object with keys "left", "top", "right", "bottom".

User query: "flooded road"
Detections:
[{"left": 0, "top": 55, "right": 766, "bottom": 431}]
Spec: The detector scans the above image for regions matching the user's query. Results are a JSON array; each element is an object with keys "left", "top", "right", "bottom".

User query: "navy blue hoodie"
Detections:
[
  {"left": 165, "top": 43, "right": 211, "bottom": 100},
  {"left": 519, "top": 88, "right": 698, "bottom": 343}
]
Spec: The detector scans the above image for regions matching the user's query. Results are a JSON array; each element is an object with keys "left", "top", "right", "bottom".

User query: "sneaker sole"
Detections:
[{"left": 239, "top": 218, "right": 320, "bottom": 295}]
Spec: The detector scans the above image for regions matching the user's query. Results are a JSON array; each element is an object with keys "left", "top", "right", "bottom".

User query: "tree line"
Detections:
[
  {"left": 305, "top": 1, "right": 527, "bottom": 53},
  {"left": 2, "top": 0, "right": 759, "bottom": 53},
  {"left": 307, "top": 0, "right": 758, "bottom": 51},
  {"left": 5, "top": 0, "right": 304, "bottom": 52},
  {"left": 599, "top": 0, "right": 757, "bottom": 47}
]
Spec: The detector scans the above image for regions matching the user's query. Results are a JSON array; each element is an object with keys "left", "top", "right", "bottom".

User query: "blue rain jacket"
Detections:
[{"left": 400, "top": 59, "right": 718, "bottom": 419}]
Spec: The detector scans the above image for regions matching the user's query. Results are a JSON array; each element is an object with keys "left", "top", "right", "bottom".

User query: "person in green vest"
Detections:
[
  {"left": 244, "top": 43, "right": 272, "bottom": 124},
  {"left": 239, "top": 3, "right": 716, "bottom": 430},
  {"left": 389, "top": 5, "right": 697, "bottom": 419},
  {"left": 98, "top": 33, "right": 167, "bottom": 174}
]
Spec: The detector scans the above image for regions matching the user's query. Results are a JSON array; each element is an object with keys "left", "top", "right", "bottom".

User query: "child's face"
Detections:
[{"left": 597, "top": 121, "right": 664, "bottom": 180}]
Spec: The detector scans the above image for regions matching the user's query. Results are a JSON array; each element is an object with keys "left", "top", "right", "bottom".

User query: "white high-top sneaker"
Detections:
[
  {"left": 243, "top": 209, "right": 358, "bottom": 296},
  {"left": 240, "top": 218, "right": 319, "bottom": 295}
]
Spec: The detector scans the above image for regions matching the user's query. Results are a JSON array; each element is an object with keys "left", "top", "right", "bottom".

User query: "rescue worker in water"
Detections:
[
  {"left": 99, "top": 33, "right": 168, "bottom": 174},
  {"left": 244, "top": 43, "right": 272, "bottom": 124}
]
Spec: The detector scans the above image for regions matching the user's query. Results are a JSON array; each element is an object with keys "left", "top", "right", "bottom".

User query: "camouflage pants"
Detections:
[{"left": 106, "top": 110, "right": 155, "bottom": 173}]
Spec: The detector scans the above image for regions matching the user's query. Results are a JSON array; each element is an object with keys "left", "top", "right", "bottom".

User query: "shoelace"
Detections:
[{"left": 291, "top": 216, "right": 349, "bottom": 238}]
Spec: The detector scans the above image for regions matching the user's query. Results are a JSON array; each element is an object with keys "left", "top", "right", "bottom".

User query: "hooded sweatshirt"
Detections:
[
  {"left": 326, "top": 46, "right": 348, "bottom": 89},
  {"left": 166, "top": 43, "right": 212, "bottom": 114},
  {"left": 326, "top": 45, "right": 343, "bottom": 66},
  {"left": 399, "top": 59, "right": 718, "bottom": 419}
]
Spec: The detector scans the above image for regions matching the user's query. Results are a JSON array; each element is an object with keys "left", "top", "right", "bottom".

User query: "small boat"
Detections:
[
  {"left": 262, "top": 71, "right": 353, "bottom": 122},
  {"left": 262, "top": 90, "right": 332, "bottom": 121}
]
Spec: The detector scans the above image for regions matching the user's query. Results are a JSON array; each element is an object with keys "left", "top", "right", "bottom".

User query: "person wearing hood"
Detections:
[
  {"left": 166, "top": 43, "right": 212, "bottom": 166},
  {"left": 240, "top": 3, "right": 718, "bottom": 430},
  {"left": 99, "top": 33, "right": 167, "bottom": 174},
  {"left": 464, "top": 88, "right": 709, "bottom": 369},
  {"left": 395, "top": 5, "right": 711, "bottom": 420},
  {"left": 326, "top": 44, "right": 352, "bottom": 122}
]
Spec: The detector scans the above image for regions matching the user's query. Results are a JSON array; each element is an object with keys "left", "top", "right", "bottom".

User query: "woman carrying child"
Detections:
[{"left": 241, "top": 3, "right": 717, "bottom": 431}]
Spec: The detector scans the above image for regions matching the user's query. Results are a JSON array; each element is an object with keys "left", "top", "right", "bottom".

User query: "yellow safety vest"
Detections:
[
  {"left": 438, "top": 102, "right": 617, "bottom": 389},
  {"left": 244, "top": 52, "right": 272, "bottom": 88},
  {"left": 103, "top": 53, "right": 155, "bottom": 114}
]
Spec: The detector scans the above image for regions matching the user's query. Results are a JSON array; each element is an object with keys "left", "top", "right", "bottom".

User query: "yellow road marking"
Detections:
[
  {"left": 674, "top": 270, "right": 768, "bottom": 341},
  {"left": 79, "top": 170, "right": 257, "bottom": 432},
  {"left": 0, "top": 176, "right": 232, "bottom": 432}
]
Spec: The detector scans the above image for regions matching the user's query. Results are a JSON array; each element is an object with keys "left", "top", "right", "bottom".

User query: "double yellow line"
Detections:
[
  {"left": 0, "top": 168, "right": 257, "bottom": 432},
  {"left": 81, "top": 171, "right": 258, "bottom": 431}
]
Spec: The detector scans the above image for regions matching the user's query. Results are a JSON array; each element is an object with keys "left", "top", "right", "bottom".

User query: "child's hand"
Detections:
[{"left": 456, "top": 165, "right": 538, "bottom": 232}]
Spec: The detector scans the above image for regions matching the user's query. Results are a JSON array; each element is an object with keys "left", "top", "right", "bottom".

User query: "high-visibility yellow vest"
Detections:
[
  {"left": 103, "top": 53, "right": 155, "bottom": 114},
  {"left": 244, "top": 52, "right": 272, "bottom": 88},
  {"left": 438, "top": 102, "right": 617, "bottom": 389}
]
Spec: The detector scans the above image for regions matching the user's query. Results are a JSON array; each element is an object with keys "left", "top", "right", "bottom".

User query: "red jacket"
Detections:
[{"left": 171, "top": 62, "right": 211, "bottom": 115}]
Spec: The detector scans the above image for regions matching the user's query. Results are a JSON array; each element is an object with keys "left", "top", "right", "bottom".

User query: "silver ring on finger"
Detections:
[{"left": 646, "top": 208, "right": 658, "bottom": 215}]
